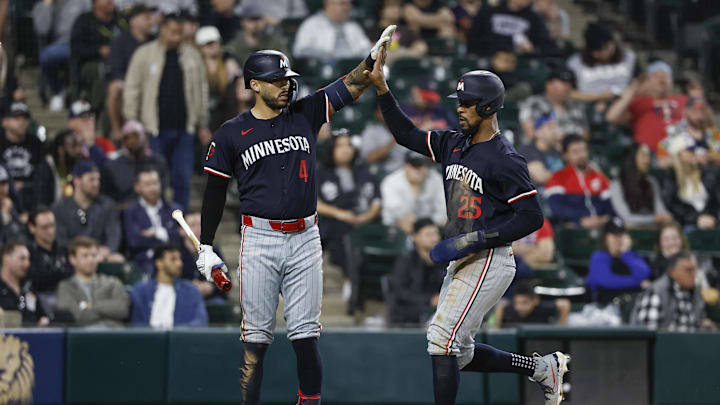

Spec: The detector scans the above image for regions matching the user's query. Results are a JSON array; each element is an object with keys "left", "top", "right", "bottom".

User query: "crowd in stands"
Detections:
[{"left": 0, "top": 0, "right": 719, "bottom": 332}]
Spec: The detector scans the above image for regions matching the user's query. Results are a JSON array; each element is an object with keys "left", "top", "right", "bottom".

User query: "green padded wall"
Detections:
[
  {"left": 654, "top": 332, "right": 720, "bottom": 405},
  {"left": 486, "top": 330, "right": 521, "bottom": 404},
  {"left": 65, "top": 329, "right": 168, "bottom": 404}
]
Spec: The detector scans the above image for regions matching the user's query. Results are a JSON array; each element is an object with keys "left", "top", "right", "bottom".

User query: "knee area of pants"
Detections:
[{"left": 243, "top": 331, "right": 275, "bottom": 345}]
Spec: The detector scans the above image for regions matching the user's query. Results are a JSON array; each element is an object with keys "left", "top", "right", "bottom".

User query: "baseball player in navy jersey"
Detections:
[
  {"left": 197, "top": 26, "right": 397, "bottom": 405},
  {"left": 365, "top": 50, "right": 570, "bottom": 404}
]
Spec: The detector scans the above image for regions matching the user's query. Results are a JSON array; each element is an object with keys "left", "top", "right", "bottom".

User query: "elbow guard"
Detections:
[{"left": 323, "top": 77, "right": 354, "bottom": 112}]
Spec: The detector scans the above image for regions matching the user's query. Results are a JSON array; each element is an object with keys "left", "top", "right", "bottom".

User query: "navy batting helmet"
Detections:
[
  {"left": 243, "top": 50, "right": 300, "bottom": 89},
  {"left": 448, "top": 70, "right": 505, "bottom": 118}
]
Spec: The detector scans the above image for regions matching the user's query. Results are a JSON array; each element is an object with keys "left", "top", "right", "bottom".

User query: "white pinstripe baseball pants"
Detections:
[
  {"left": 237, "top": 223, "right": 323, "bottom": 344},
  {"left": 427, "top": 246, "right": 516, "bottom": 368}
]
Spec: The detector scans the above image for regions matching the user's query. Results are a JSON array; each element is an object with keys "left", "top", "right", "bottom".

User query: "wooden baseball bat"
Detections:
[{"left": 172, "top": 209, "right": 232, "bottom": 291}]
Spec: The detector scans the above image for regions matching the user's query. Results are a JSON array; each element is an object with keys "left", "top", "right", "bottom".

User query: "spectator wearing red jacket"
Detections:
[{"left": 544, "top": 135, "right": 614, "bottom": 228}]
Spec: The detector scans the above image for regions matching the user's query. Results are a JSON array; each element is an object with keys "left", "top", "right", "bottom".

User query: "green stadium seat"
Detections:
[
  {"left": 628, "top": 229, "right": 658, "bottom": 257},
  {"left": 687, "top": 229, "right": 720, "bottom": 256},
  {"left": 389, "top": 57, "right": 434, "bottom": 79},
  {"left": 281, "top": 17, "right": 305, "bottom": 44},
  {"left": 515, "top": 56, "right": 550, "bottom": 93},
  {"left": 451, "top": 56, "right": 490, "bottom": 79},
  {"left": 554, "top": 227, "right": 601, "bottom": 273},
  {"left": 349, "top": 224, "right": 410, "bottom": 310},
  {"left": 97, "top": 262, "right": 144, "bottom": 286},
  {"left": 206, "top": 303, "right": 242, "bottom": 325},
  {"left": 426, "top": 37, "right": 460, "bottom": 56}
]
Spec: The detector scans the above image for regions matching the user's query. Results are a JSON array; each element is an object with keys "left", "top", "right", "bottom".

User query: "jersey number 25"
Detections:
[{"left": 457, "top": 196, "right": 482, "bottom": 219}]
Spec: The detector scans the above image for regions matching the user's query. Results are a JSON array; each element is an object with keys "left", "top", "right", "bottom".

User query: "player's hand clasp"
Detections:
[{"left": 196, "top": 244, "right": 228, "bottom": 282}]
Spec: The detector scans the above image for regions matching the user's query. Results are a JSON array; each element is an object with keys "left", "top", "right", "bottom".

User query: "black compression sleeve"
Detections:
[
  {"left": 377, "top": 91, "right": 432, "bottom": 156},
  {"left": 200, "top": 174, "right": 229, "bottom": 245},
  {"left": 483, "top": 195, "right": 544, "bottom": 247}
]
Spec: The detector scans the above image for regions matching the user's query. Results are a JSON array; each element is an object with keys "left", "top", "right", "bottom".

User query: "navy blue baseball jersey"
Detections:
[
  {"left": 203, "top": 91, "right": 331, "bottom": 219},
  {"left": 423, "top": 130, "right": 538, "bottom": 237}
]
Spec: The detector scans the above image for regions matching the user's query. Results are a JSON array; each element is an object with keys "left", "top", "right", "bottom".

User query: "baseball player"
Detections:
[
  {"left": 364, "top": 50, "right": 570, "bottom": 404},
  {"left": 196, "top": 26, "right": 397, "bottom": 405}
]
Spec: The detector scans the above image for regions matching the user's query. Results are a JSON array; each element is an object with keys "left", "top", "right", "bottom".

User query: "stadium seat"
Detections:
[
  {"left": 348, "top": 224, "right": 410, "bottom": 312},
  {"left": 687, "top": 229, "right": 720, "bottom": 257},
  {"left": 628, "top": 229, "right": 658, "bottom": 257},
  {"left": 426, "top": 37, "right": 460, "bottom": 57},
  {"left": 206, "top": 303, "right": 242, "bottom": 325},
  {"left": 97, "top": 262, "right": 144, "bottom": 286},
  {"left": 515, "top": 56, "right": 550, "bottom": 93},
  {"left": 554, "top": 227, "right": 601, "bottom": 274}
]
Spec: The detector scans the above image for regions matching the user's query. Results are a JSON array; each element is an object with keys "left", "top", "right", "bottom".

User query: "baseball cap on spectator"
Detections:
[
  {"left": 647, "top": 60, "right": 672, "bottom": 77},
  {"left": 604, "top": 217, "right": 626, "bottom": 234},
  {"left": 125, "top": 3, "right": 155, "bottom": 20},
  {"left": 68, "top": 100, "right": 94, "bottom": 119},
  {"left": 584, "top": 22, "right": 613, "bottom": 52},
  {"left": 416, "top": 80, "right": 441, "bottom": 103},
  {"left": 195, "top": 26, "right": 222, "bottom": 46},
  {"left": 534, "top": 111, "right": 557, "bottom": 130},
  {"left": 412, "top": 217, "right": 436, "bottom": 234},
  {"left": 546, "top": 68, "right": 576, "bottom": 87},
  {"left": 561, "top": 134, "right": 586, "bottom": 153},
  {"left": 5, "top": 102, "right": 31, "bottom": 118},
  {"left": 0, "top": 165, "right": 8, "bottom": 182},
  {"left": 406, "top": 151, "right": 430, "bottom": 167},
  {"left": 72, "top": 160, "right": 98, "bottom": 178},
  {"left": 240, "top": 4, "right": 264, "bottom": 19},
  {"left": 178, "top": 8, "right": 198, "bottom": 22}
]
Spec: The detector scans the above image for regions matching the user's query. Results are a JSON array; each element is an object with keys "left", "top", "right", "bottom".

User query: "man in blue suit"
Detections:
[
  {"left": 130, "top": 244, "right": 208, "bottom": 328},
  {"left": 123, "top": 166, "right": 182, "bottom": 274}
]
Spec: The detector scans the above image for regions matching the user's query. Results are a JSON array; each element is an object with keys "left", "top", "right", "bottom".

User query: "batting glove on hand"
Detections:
[
  {"left": 196, "top": 244, "right": 228, "bottom": 282},
  {"left": 430, "top": 231, "right": 487, "bottom": 263},
  {"left": 370, "top": 24, "right": 396, "bottom": 60}
]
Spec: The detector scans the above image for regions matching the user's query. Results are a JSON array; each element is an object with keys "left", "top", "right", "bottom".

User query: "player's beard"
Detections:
[
  {"left": 261, "top": 93, "right": 289, "bottom": 110},
  {"left": 461, "top": 123, "right": 480, "bottom": 137}
]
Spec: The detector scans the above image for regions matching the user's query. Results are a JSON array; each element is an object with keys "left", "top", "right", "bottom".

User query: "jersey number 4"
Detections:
[
  {"left": 457, "top": 196, "right": 482, "bottom": 219},
  {"left": 299, "top": 160, "right": 308, "bottom": 183}
]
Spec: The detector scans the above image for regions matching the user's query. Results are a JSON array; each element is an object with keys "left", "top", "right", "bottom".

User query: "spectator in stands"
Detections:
[
  {"left": 517, "top": 111, "right": 564, "bottom": 187},
  {"left": 178, "top": 211, "right": 226, "bottom": 302},
  {"left": 403, "top": 81, "right": 458, "bottom": 131},
  {"left": 519, "top": 68, "right": 589, "bottom": 141},
  {"left": 606, "top": 61, "right": 687, "bottom": 152},
  {"left": 512, "top": 217, "right": 555, "bottom": 276},
  {"left": 566, "top": 23, "right": 637, "bottom": 104},
  {"left": 293, "top": 0, "right": 371, "bottom": 60},
  {"left": 144, "top": 0, "right": 196, "bottom": 16},
  {"left": 33, "top": 0, "right": 90, "bottom": 112},
  {"left": 102, "top": 120, "right": 168, "bottom": 208},
  {"left": 452, "top": 0, "right": 481, "bottom": 43},
  {"left": 70, "top": 0, "right": 118, "bottom": 102},
  {"left": 225, "top": 6, "right": 290, "bottom": 69},
  {"left": 53, "top": 160, "right": 123, "bottom": 262},
  {"left": 196, "top": 26, "right": 241, "bottom": 134},
  {"left": 0, "top": 45, "right": 26, "bottom": 107},
  {"left": 179, "top": 9, "right": 199, "bottom": 43},
  {"left": 235, "top": 0, "right": 308, "bottom": 26},
  {"left": 106, "top": 3, "right": 156, "bottom": 141},
  {"left": 661, "top": 144, "right": 719, "bottom": 229},
  {"left": 374, "top": 0, "right": 428, "bottom": 63},
  {"left": 610, "top": 143, "right": 672, "bottom": 227},
  {"left": 533, "top": 0, "right": 569, "bottom": 41},
  {"left": 467, "top": 0, "right": 554, "bottom": 57},
  {"left": 317, "top": 130, "right": 382, "bottom": 298},
  {"left": 123, "top": 167, "right": 181, "bottom": 275},
  {"left": 631, "top": 251, "right": 715, "bottom": 331},
  {"left": 360, "top": 102, "right": 406, "bottom": 175},
  {"left": 0, "top": 103, "right": 45, "bottom": 196},
  {"left": 658, "top": 97, "right": 720, "bottom": 168},
  {"left": 0, "top": 240, "right": 50, "bottom": 326},
  {"left": 213, "top": 74, "right": 255, "bottom": 129},
  {"left": 67, "top": 100, "right": 116, "bottom": 167},
  {"left": 586, "top": 217, "right": 652, "bottom": 304},
  {"left": 490, "top": 43, "right": 533, "bottom": 102},
  {"left": 403, "top": 0, "right": 456, "bottom": 39},
  {"left": 544, "top": 135, "right": 614, "bottom": 228},
  {"left": 56, "top": 236, "right": 129, "bottom": 326},
  {"left": 381, "top": 152, "right": 446, "bottom": 234},
  {"left": 32, "top": 129, "right": 85, "bottom": 207},
  {"left": 26, "top": 207, "right": 72, "bottom": 304},
  {"left": 124, "top": 13, "right": 210, "bottom": 211},
  {"left": 388, "top": 218, "right": 445, "bottom": 325},
  {"left": 130, "top": 244, "right": 208, "bottom": 328},
  {"left": 0, "top": 165, "right": 23, "bottom": 245},
  {"left": 201, "top": 0, "right": 240, "bottom": 43},
  {"left": 495, "top": 280, "right": 570, "bottom": 327},
  {"left": 649, "top": 221, "right": 688, "bottom": 281}
]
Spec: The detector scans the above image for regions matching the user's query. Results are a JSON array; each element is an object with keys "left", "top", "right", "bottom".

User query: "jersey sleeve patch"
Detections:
[
  {"left": 508, "top": 189, "right": 538, "bottom": 204},
  {"left": 203, "top": 166, "right": 232, "bottom": 179}
]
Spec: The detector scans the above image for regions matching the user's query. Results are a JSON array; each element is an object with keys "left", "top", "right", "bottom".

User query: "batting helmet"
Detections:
[
  {"left": 448, "top": 70, "right": 505, "bottom": 118},
  {"left": 243, "top": 50, "right": 300, "bottom": 89}
]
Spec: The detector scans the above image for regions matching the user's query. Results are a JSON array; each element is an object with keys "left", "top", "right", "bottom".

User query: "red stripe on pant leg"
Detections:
[
  {"left": 444, "top": 249, "right": 493, "bottom": 355},
  {"left": 239, "top": 225, "right": 247, "bottom": 341}
]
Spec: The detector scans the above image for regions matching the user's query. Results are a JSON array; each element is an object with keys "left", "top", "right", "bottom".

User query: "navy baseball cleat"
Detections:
[{"left": 529, "top": 351, "right": 570, "bottom": 405}]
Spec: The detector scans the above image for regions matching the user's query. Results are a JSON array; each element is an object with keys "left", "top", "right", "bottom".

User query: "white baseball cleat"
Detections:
[{"left": 529, "top": 351, "right": 570, "bottom": 405}]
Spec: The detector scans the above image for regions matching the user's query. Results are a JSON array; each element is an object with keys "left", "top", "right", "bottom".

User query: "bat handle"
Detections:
[{"left": 211, "top": 268, "right": 232, "bottom": 291}]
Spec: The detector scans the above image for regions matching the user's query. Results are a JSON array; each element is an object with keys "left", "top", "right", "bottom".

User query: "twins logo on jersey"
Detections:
[
  {"left": 240, "top": 136, "right": 311, "bottom": 170},
  {"left": 445, "top": 164, "right": 484, "bottom": 194}
]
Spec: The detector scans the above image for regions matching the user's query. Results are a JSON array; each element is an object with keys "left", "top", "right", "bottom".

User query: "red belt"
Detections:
[{"left": 242, "top": 214, "right": 317, "bottom": 233}]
